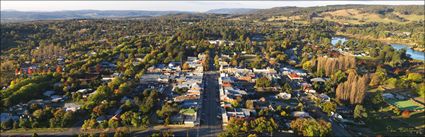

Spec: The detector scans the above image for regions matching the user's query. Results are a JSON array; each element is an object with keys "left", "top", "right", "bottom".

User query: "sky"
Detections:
[{"left": 1, "top": 1, "right": 424, "bottom": 12}]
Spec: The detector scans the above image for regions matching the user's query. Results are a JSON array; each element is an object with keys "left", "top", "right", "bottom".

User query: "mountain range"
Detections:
[{"left": 1, "top": 5, "right": 424, "bottom": 23}]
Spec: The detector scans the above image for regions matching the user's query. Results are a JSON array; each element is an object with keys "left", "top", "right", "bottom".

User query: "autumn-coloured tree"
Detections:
[
  {"left": 401, "top": 110, "right": 411, "bottom": 118},
  {"left": 182, "top": 62, "right": 190, "bottom": 70},
  {"left": 27, "top": 68, "right": 33, "bottom": 75},
  {"left": 316, "top": 55, "right": 355, "bottom": 77},
  {"left": 96, "top": 64, "right": 101, "bottom": 73},
  {"left": 336, "top": 70, "right": 369, "bottom": 104},
  {"left": 56, "top": 66, "right": 62, "bottom": 73},
  {"left": 15, "top": 68, "right": 19, "bottom": 75}
]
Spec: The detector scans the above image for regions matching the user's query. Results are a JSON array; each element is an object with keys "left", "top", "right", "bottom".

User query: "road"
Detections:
[
  {"left": 299, "top": 96, "right": 352, "bottom": 137},
  {"left": 198, "top": 72, "right": 222, "bottom": 137}
]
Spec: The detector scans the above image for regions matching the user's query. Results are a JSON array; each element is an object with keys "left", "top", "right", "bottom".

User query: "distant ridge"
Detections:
[
  {"left": 0, "top": 10, "right": 191, "bottom": 22},
  {"left": 206, "top": 8, "right": 258, "bottom": 15}
]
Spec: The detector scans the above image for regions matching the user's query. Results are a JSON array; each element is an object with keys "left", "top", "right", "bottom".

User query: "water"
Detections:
[
  {"left": 331, "top": 37, "right": 348, "bottom": 46},
  {"left": 331, "top": 37, "right": 424, "bottom": 61},
  {"left": 391, "top": 44, "right": 424, "bottom": 61}
]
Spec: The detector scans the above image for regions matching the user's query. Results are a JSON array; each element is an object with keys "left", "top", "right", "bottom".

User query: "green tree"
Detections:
[
  {"left": 1, "top": 119, "right": 13, "bottom": 130},
  {"left": 354, "top": 105, "right": 368, "bottom": 120},
  {"left": 245, "top": 100, "right": 254, "bottom": 109},
  {"left": 214, "top": 55, "right": 220, "bottom": 70},
  {"left": 290, "top": 118, "right": 331, "bottom": 137},
  {"left": 321, "top": 102, "right": 336, "bottom": 116},
  {"left": 19, "top": 118, "right": 30, "bottom": 128},
  {"left": 109, "top": 118, "right": 120, "bottom": 129},
  {"left": 255, "top": 77, "right": 271, "bottom": 88}
]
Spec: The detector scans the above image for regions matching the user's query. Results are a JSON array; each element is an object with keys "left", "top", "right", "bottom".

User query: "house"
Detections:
[
  {"left": 310, "top": 77, "right": 326, "bottom": 83},
  {"left": 288, "top": 73, "right": 303, "bottom": 80},
  {"left": 0, "top": 113, "right": 19, "bottom": 122},
  {"left": 76, "top": 88, "right": 92, "bottom": 94},
  {"left": 64, "top": 103, "right": 81, "bottom": 112},
  {"left": 276, "top": 92, "right": 291, "bottom": 100},
  {"left": 51, "top": 95, "right": 63, "bottom": 103},
  {"left": 319, "top": 93, "right": 330, "bottom": 102},
  {"left": 168, "top": 62, "right": 182, "bottom": 70},
  {"left": 292, "top": 111, "right": 310, "bottom": 118},
  {"left": 43, "top": 90, "right": 56, "bottom": 97},
  {"left": 382, "top": 93, "right": 395, "bottom": 99},
  {"left": 96, "top": 115, "right": 109, "bottom": 123},
  {"left": 184, "top": 115, "right": 197, "bottom": 126},
  {"left": 173, "top": 94, "right": 199, "bottom": 102},
  {"left": 140, "top": 74, "right": 170, "bottom": 84},
  {"left": 170, "top": 114, "right": 184, "bottom": 124},
  {"left": 181, "top": 101, "right": 199, "bottom": 109},
  {"left": 253, "top": 68, "right": 277, "bottom": 74}
]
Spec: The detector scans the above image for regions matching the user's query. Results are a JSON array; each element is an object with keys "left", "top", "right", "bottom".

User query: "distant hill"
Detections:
[
  {"left": 249, "top": 5, "right": 424, "bottom": 24},
  {"left": 0, "top": 10, "right": 191, "bottom": 22},
  {"left": 206, "top": 8, "right": 258, "bottom": 15},
  {"left": 1, "top": 5, "right": 423, "bottom": 23}
]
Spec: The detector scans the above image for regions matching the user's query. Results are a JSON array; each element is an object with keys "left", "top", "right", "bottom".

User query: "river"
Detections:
[{"left": 332, "top": 37, "right": 424, "bottom": 61}]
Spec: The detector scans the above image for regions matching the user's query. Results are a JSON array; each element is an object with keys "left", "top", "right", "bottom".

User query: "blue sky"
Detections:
[{"left": 1, "top": 1, "right": 424, "bottom": 12}]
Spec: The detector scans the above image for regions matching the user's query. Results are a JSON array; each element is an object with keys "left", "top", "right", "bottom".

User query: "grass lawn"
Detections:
[
  {"left": 365, "top": 105, "right": 425, "bottom": 136},
  {"left": 3, "top": 128, "right": 68, "bottom": 133},
  {"left": 385, "top": 99, "right": 425, "bottom": 111},
  {"left": 397, "top": 111, "right": 425, "bottom": 128}
]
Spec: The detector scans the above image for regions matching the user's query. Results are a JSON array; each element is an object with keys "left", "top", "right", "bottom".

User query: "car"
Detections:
[{"left": 279, "top": 130, "right": 294, "bottom": 133}]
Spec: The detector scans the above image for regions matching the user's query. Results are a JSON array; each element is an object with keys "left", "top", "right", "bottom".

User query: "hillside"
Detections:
[
  {"left": 252, "top": 5, "right": 424, "bottom": 24},
  {"left": 206, "top": 8, "right": 258, "bottom": 15},
  {"left": 0, "top": 10, "right": 190, "bottom": 22}
]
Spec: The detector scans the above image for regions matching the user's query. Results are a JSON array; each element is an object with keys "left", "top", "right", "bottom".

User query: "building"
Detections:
[
  {"left": 64, "top": 103, "right": 81, "bottom": 112},
  {"left": 276, "top": 92, "right": 291, "bottom": 100}
]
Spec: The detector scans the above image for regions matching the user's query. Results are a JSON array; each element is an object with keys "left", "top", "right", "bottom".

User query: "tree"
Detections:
[
  {"left": 407, "top": 73, "right": 423, "bottom": 82},
  {"left": 108, "top": 118, "right": 119, "bottom": 129},
  {"left": 302, "top": 61, "right": 313, "bottom": 72},
  {"left": 120, "top": 111, "right": 133, "bottom": 127},
  {"left": 290, "top": 118, "right": 331, "bottom": 137},
  {"left": 282, "top": 82, "right": 292, "bottom": 93},
  {"left": 369, "top": 66, "right": 387, "bottom": 87},
  {"left": 32, "top": 109, "right": 45, "bottom": 121},
  {"left": 62, "top": 111, "right": 74, "bottom": 127},
  {"left": 164, "top": 116, "right": 170, "bottom": 126},
  {"left": 19, "top": 118, "right": 30, "bottom": 128},
  {"left": 56, "top": 65, "right": 62, "bottom": 73},
  {"left": 280, "top": 111, "right": 287, "bottom": 117},
  {"left": 245, "top": 100, "right": 254, "bottom": 109},
  {"left": 401, "top": 110, "right": 411, "bottom": 118},
  {"left": 82, "top": 119, "right": 97, "bottom": 130},
  {"left": 255, "top": 77, "right": 271, "bottom": 88},
  {"left": 370, "top": 91, "right": 384, "bottom": 105},
  {"left": 214, "top": 55, "right": 220, "bottom": 70},
  {"left": 1, "top": 119, "right": 12, "bottom": 130},
  {"left": 117, "top": 82, "right": 130, "bottom": 95},
  {"left": 354, "top": 105, "right": 367, "bottom": 120},
  {"left": 416, "top": 83, "right": 425, "bottom": 97},
  {"left": 88, "top": 85, "right": 112, "bottom": 104},
  {"left": 336, "top": 71, "right": 368, "bottom": 104},
  {"left": 321, "top": 102, "right": 336, "bottom": 116},
  {"left": 182, "top": 62, "right": 190, "bottom": 70}
]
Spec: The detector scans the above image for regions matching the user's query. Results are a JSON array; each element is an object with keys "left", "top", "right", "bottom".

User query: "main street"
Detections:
[{"left": 198, "top": 71, "right": 222, "bottom": 137}]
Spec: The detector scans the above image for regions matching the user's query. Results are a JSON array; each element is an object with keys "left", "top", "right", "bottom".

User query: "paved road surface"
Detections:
[{"left": 199, "top": 72, "right": 222, "bottom": 137}]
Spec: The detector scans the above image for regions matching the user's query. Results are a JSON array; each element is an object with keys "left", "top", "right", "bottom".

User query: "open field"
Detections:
[
  {"left": 385, "top": 99, "right": 425, "bottom": 111},
  {"left": 319, "top": 9, "right": 424, "bottom": 24},
  {"left": 265, "top": 9, "right": 424, "bottom": 25},
  {"left": 366, "top": 106, "right": 425, "bottom": 136}
]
